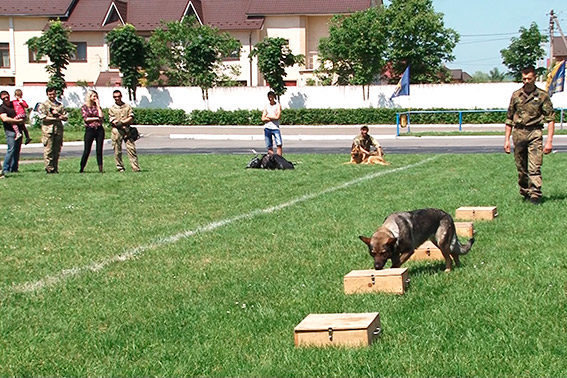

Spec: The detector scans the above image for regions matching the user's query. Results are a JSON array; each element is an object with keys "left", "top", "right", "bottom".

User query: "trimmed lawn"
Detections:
[{"left": 1, "top": 153, "right": 566, "bottom": 375}]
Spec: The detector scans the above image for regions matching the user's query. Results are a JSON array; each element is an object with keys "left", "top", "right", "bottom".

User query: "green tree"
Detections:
[
  {"left": 318, "top": 6, "right": 388, "bottom": 98},
  {"left": 106, "top": 24, "right": 147, "bottom": 101},
  {"left": 488, "top": 67, "right": 506, "bottom": 82},
  {"left": 249, "top": 37, "right": 304, "bottom": 97},
  {"left": 147, "top": 17, "right": 241, "bottom": 99},
  {"left": 469, "top": 71, "right": 490, "bottom": 83},
  {"left": 26, "top": 20, "right": 76, "bottom": 96},
  {"left": 386, "top": 0, "right": 459, "bottom": 83},
  {"left": 500, "top": 22, "right": 548, "bottom": 81}
]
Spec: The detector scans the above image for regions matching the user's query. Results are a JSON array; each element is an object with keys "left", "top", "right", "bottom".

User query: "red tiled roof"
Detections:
[
  {"left": 554, "top": 36, "right": 567, "bottom": 57},
  {"left": 64, "top": 0, "right": 193, "bottom": 32},
  {"left": 63, "top": 0, "right": 370, "bottom": 33},
  {"left": 0, "top": 0, "right": 76, "bottom": 16},
  {"left": 203, "top": 0, "right": 263, "bottom": 30},
  {"left": 246, "top": 0, "right": 372, "bottom": 15}
]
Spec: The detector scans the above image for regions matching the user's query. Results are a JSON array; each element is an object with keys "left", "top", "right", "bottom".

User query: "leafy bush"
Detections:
[{"left": 42, "top": 107, "right": 564, "bottom": 127}]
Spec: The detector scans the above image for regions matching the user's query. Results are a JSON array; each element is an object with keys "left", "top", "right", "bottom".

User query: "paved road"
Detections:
[{"left": 4, "top": 124, "right": 567, "bottom": 157}]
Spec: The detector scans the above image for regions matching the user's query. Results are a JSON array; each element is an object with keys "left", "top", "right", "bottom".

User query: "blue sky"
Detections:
[{"left": 384, "top": 0, "right": 566, "bottom": 75}]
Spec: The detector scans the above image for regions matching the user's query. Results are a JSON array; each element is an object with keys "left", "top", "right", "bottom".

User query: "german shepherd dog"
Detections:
[
  {"left": 347, "top": 145, "right": 390, "bottom": 165},
  {"left": 359, "top": 208, "right": 475, "bottom": 272}
]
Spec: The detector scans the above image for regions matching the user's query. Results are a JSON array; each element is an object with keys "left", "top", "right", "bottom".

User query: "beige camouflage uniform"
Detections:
[
  {"left": 352, "top": 134, "right": 382, "bottom": 155},
  {"left": 38, "top": 99, "right": 67, "bottom": 173},
  {"left": 506, "top": 87, "right": 555, "bottom": 200},
  {"left": 108, "top": 102, "right": 140, "bottom": 172}
]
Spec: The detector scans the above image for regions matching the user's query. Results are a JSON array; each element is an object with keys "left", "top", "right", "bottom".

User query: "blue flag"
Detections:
[
  {"left": 547, "top": 60, "right": 565, "bottom": 97},
  {"left": 391, "top": 66, "right": 410, "bottom": 99}
]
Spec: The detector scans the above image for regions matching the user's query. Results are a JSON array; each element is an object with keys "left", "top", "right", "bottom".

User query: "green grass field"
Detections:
[{"left": 1, "top": 153, "right": 566, "bottom": 375}]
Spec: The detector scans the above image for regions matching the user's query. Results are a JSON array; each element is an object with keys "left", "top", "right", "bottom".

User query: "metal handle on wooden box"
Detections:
[
  {"left": 371, "top": 275, "right": 375, "bottom": 286},
  {"left": 426, "top": 248, "right": 431, "bottom": 256},
  {"left": 328, "top": 327, "right": 333, "bottom": 341},
  {"left": 405, "top": 278, "right": 411, "bottom": 285},
  {"left": 373, "top": 327, "right": 382, "bottom": 336}
]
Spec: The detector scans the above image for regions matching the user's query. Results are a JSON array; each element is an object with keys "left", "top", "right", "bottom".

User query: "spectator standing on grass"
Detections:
[
  {"left": 504, "top": 66, "right": 555, "bottom": 205},
  {"left": 12, "top": 89, "right": 31, "bottom": 145},
  {"left": 108, "top": 90, "right": 140, "bottom": 172},
  {"left": 80, "top": 90, "right": 105, "bottom": 173},
  {"left": 261, "top": 91, "right": 283, "bottom": 156},
  {"left": 38, "top": 87, "right": 68, "bottom": 174},
  {"left": 0, "top": 90, "right": 25, "bottom": 178}
]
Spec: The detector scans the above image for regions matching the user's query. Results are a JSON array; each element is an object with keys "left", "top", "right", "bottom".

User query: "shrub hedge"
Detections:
[{"left": 39, "top": 107, "right": 564, "bottom": 128}]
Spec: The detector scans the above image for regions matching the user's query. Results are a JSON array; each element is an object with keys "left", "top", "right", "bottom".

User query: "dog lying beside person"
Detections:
[
  {"left": 346, "top": 125, "right": 389, "bottom": 165},
  {"left": 359, "top": 208, "right": 474, "bottom": 272}
]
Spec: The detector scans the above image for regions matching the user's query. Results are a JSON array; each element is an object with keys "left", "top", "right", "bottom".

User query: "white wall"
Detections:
[{"left": 1, "top": 82, "right": 566, "bottom": 112}]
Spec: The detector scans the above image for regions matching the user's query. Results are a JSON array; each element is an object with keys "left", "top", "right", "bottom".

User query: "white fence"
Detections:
[{"left": 1, "top": 83, "right": 566, "bottom": 112}]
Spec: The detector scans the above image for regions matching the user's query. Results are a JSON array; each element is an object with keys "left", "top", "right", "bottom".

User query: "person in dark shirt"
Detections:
[{"left": 0, "top": 90, "right": 25, "bottom": 177}]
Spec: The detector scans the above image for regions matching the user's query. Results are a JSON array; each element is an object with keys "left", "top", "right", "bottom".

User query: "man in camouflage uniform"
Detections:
[
  {"left": 504, "top": 66, "right": 555, "bottom": 205},
  {"left": 108, "top": 90, "right": 140, "bottom": 172},
  {"left": 351, "top": 125, "right": 384, "bottom": 159},
  {"left": 38, "top": 87, "right": 68, "bottom": 174}
]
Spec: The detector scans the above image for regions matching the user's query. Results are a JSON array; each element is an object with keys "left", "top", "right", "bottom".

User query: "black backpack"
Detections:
[
  {"left": 246, "top": 154, "right": 294, "bottom": 170},
  {"left": 126, "top": 126, "right": 141, "bottom": 141},
  {"left": 246, "top": 154, "right": 263, "bottom": 169}
]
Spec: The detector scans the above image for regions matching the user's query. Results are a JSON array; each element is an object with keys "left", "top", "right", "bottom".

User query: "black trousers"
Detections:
[{"left": 80, "top": 126, "right": 105, "bottom": 170}]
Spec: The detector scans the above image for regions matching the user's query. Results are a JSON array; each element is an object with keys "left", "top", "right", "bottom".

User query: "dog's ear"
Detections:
[
  {"left": 386, "top": 237, "right": 397, "bottom": 245},
  {"left": 359, "top": 235, "right": 371, "bottom": 246}
]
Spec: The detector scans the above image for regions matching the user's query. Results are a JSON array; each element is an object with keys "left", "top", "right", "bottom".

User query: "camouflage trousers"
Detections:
[
  {"left": 512, "top": 127, "right": 543, "bottom": 199},
  {"left": 111, "top": 127, "right": 140, "bottom": 172},
  {"left": 42, "top": 124, "right": 64, "bottom": 173}
]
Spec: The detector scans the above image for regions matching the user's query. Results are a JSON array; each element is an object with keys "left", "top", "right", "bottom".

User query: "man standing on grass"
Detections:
[
  {"left": 0, "top": 90, "right": 25, "bottom": 178},
  {"left": 38, "top": 87, "right": 68, "bottom": 174},
  {"left": 261, "top": 91, "right": 282, "bottom": 156},
  {"left": 504, "top": 66, "right": 555, "bottom": 205},
  {"left": 108, "top": 90, "right": 140, "bottom": 172}
]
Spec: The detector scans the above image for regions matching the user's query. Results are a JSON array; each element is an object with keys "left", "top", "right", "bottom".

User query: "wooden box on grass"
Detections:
[
  {"left": 294, "top": 312, "right": 381, "bottom": 347},
  {"left": 455, "top": 206, "right": 498, "bottom": 221},
  {"left": 455, "top": 221, "right": 475, "bottom": 238},
  {"left": 410, "top": 240, "right": 444, "bottom": 261},
  {"left": 344, "top": 268, "right": 409, "bottom": 295}
]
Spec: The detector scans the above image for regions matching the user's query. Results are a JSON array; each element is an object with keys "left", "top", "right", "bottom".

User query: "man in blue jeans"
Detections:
[
  {"left": 261, "top": 91, "right": 282, "bottom": 155},
  {"left": 0, "top": 90, "right": 25, "bottom": 178}
]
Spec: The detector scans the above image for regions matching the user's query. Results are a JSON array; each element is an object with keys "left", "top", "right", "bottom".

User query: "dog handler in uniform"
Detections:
[
  {"left": 352, "top": 125, "right": 384, "bottom": 160},
  {"left": 38, "top": 87, "right": 68, "bottom": 174},
  {"left": 504, "top": 66, "right": 555, "bottom": 205},
  {"left": 108, "top": 90, "right": 140, "bottom": 172}
]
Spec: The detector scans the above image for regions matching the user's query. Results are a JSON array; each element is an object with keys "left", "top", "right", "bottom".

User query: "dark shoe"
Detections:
[
  {"left": 529, "top": 197, "right": 541, "bottom": 205},
  {"left": 25, "top": 137, "right": 32, "bottom": 145}
]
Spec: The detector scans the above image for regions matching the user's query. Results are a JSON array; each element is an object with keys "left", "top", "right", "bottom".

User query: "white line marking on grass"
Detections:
[{"left": 12, "top": 156, "right": 439, "bottom": 294}]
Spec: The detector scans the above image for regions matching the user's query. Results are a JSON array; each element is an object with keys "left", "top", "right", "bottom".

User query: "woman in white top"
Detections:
[{"left": 261, "top": 91, "right": 282, "bottom": 156}]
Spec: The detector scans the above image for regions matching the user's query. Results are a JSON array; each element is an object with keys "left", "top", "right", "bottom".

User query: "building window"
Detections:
[
  {"left": 29, "top": 47, "right": 47, "bottom": 63},
  {"left": 69, "top": 42, "right": 87, "bottom": 62},
  {"left": 0, "top": 43, "right": 10, "bottom": 68},
  {"left": 222, "top": 47, "right": 241, "bottom": 61}
]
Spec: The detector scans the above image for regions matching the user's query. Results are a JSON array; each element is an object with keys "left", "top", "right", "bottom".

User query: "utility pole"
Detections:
[
  {"left": 550, "top": 10, "right": 567, "bottom": 65},
  {"left": 550, "top": 10, "right": 555, "bottom": 68}
]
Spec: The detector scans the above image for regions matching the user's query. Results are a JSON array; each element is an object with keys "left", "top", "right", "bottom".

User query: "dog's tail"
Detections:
[{"left": 454, "top": 237, "right": 475, "bottom": 255}]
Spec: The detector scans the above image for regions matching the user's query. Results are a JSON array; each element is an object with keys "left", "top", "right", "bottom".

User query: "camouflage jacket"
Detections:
[
  {"left": 506, "top": 87, "right": 555, "bottom": 128},
  {"left": 108, "top": 102, "right": 134, "bottom": 127},
  {"left": 38, "top": 99, "right": 67, "bottom": 127},
  {"left": 352, "top": 133, "right": 380, "bottom": 151}
]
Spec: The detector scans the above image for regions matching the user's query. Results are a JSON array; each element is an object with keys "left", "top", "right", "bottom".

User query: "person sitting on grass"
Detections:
[{"left": 351, "top": 125, "right": 384, "bottom": 162}]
